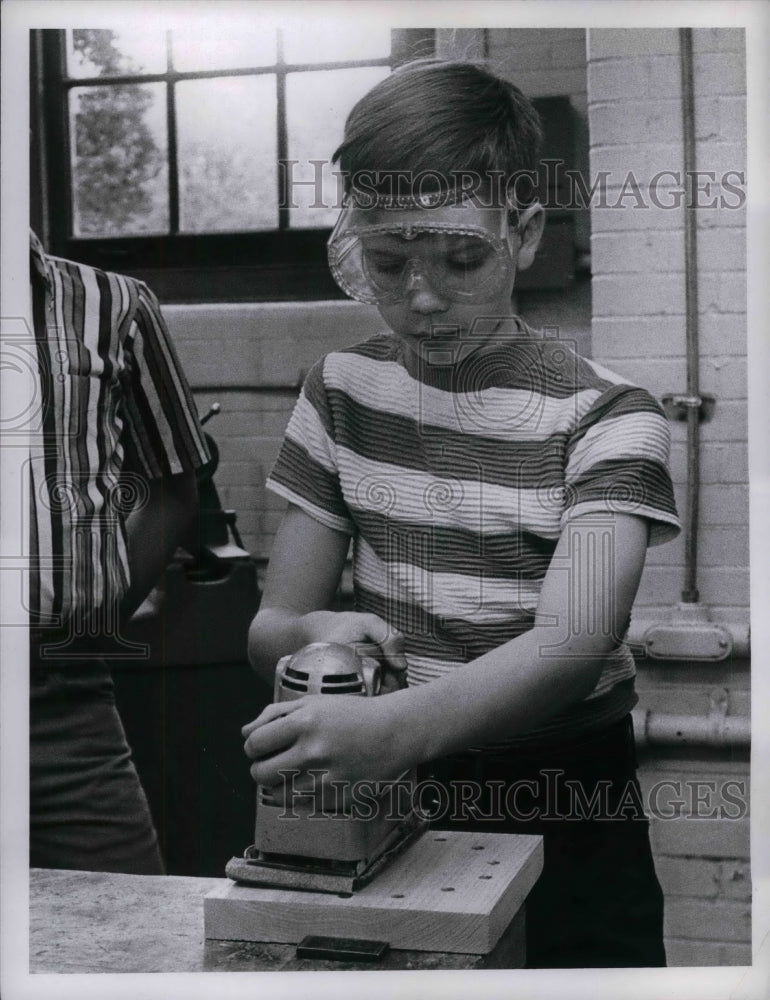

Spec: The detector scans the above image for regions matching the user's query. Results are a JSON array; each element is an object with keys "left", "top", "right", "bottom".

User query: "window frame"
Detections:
[
  {"left": 32, "top": 28, "right": 579, "bottom": 302},
  {"left": 35, "top": 28, "right": 434, "bottom": 302}
]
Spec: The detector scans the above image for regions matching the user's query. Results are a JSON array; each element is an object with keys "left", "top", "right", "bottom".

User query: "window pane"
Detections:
[
  {"left": 66, "top": 29, "right": 166, "bottom": 78},
  {"left": 177, "top": 76, "right": 278, "bottom": 232},
  {"left": 70, "top": 84, "right": 169, "bottom": 236},
  {"left": 282, "top": 25, "right": 391, "bottom": 63},
  {"left": 171, "top": 29, "right": 277, "bottom": 70},
  {"left": 286, "top": 66, "right": 390, "bottom": 228}
]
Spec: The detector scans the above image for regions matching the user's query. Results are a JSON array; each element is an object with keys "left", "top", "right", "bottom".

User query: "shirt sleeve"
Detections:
[
  {"left": 120, "top": 278, "right": 210, "bottom": 479},
  {"left": 562, "top": 384, "right": 681, "bottom": 546},
  {"left": 266, "top": 358, "right": 355, "bottom": 534}
]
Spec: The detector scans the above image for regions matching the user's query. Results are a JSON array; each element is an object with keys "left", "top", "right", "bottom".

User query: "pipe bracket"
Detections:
[
  {"left": 642, "top": 620, "right": 733, "bottom": 661},
  {"left": 661, "top": 392, "right": 716, "bottom": 422}
]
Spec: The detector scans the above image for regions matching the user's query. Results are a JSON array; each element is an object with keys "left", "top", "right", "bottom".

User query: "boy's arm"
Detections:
[
  {"left": 248, "top": 503, "right": 407, "bottom": 685},
  {"left": 401, "top": 511, "right": 649, "bottom": 758},
  {"left": 243, "top": 512, "right": 648, "bottom": 789}
]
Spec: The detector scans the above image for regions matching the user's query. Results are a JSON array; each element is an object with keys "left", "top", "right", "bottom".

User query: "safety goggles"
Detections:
[{"left": 327, "top": 200, "right": 517, "bottom": 305}]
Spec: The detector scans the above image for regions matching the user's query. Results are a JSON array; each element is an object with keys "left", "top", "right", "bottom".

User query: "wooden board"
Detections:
[{"left": 205, "top": 831, "right": 543, "bottom": 955}]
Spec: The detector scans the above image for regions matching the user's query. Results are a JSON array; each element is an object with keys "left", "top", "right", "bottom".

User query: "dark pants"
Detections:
[
  {"left": 429, "top": 715, "right": 666, "bottom": 969},
  {"left": 30, "top": 660, "right": 164, "bottom": 875}
]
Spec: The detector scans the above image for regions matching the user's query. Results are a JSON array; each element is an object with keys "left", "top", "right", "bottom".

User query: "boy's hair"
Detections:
[{"left": 333, "top": 59, "right": 544, "bottom": 206}]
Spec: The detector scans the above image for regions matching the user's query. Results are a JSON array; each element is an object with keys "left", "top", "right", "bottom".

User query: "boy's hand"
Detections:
[
  {"left": 301, "top": 610, "right": 408, "bottom": 683},
  {"left": 241, "top": 691, "right": 407, "bottom": 807}
]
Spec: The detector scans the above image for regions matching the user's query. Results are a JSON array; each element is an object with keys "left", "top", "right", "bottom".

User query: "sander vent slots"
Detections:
[{"left": 278, "top": 664, "right": 368, "bottom": 696}]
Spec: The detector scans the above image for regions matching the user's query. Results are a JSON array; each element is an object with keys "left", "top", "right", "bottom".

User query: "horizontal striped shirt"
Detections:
[
  {"left": 29, "top": 231, "right": 210, "bottom": 628},
  {"left": 267, "top": 326, "right": 680, "bottom": 745}
]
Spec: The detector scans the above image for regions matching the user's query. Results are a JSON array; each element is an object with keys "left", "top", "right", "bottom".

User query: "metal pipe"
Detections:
[
  {"left": 632, "top": 704, "right": 750, "bottom": 750},
  {"left": 679, "top": 27, "right": 702, "bottom": 603}
]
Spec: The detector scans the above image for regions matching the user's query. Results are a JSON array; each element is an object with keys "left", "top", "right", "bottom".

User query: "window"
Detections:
[
  {"left": 33, "top": 27, "right": 434, "bottom": 301},
  {"left": 32, "top": 27, "right": 577, "bottom": 301}
]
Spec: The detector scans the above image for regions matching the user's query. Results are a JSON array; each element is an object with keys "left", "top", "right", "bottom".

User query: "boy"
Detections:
[{"left": 242, "top": 60, "right": 680, "bottom": 967}]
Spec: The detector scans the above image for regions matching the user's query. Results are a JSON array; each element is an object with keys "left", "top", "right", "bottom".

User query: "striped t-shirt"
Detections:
[
  {"left": 267, "top": 326, "right": 680, "bottom": 744},
  {"left": 29, "top": 231, "right": 210, "bottom": 631}
]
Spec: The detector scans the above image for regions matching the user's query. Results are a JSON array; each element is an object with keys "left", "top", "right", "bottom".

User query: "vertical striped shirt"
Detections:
[
  {"left": 29, "top": 231, "right": 210, "bottom": 629},
  {"left": 267, "top": 326, "right": 681, "bottom": 745}
]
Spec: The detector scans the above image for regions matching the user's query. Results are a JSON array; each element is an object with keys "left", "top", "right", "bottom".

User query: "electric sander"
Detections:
[{"left": 226, "top": 642, "right": 426, "bottom": 894}]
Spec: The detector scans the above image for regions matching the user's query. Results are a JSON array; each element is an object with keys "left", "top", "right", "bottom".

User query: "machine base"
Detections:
[
  {"left": 225, "top": 818, "right": 427, "bottom": 894},
  {"left": 207, "top": 831, "right": 544, "bottom": 955}
]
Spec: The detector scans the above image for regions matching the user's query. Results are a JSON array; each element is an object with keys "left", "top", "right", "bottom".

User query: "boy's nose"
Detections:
[{"left": 404, "top": 268, "right": 449, "bottom": 313}]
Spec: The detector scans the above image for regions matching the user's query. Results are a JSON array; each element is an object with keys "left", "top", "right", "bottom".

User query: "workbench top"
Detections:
[{"left": 29, "top": 867, "right": 527, "bottom": 972}]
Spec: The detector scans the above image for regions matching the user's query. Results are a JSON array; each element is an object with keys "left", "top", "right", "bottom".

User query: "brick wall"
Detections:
[
  {"left": 587, "top": 27, "right": 749, "bottom": 966},
  {"left": 638, "top": 756, "right": 751, "bottom": 966},
  {"left": 165, "top": 301, "right": 383, "bottom": 559},
  {"left": 587, "top": 26, "right": 748, "bottom": 625}
]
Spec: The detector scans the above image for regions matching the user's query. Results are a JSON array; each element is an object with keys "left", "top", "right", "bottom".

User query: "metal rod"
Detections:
[
  {"left": 276, "top": 30, "right": 290, "bottom": 233},
  {"left": 166, "top": 30, "right": 180, "bottom": 235},
  {"left": 191, "top": 383, "right": 301, "bottom": 394},
  {"left": 60, "top": 57, "right": 392, "bottom": 89},
  {"left": 632, "top": 707, "right": 750, "bottom": 749},
  {"left": 679, "top": 27, "right": 701, "bottom": 603}
]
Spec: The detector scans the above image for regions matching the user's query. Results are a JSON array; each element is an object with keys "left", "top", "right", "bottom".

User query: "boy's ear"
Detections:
[{"left": 513, "top": 202, "right": 545, "bottom": 271}]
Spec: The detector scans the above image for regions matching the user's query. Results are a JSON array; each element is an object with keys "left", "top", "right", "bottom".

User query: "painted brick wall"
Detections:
[
  {"left": 587, "top": 27, "right": 750, "bottom": 967},
  {"left": 587, "top": 27, "right": 748, "bottom": 625},
  {"left": 636, "top": 754, "right": 751, "bottom": 966},
  {"left": 164, "top": 301, "right": 383, "bottom": 559}
]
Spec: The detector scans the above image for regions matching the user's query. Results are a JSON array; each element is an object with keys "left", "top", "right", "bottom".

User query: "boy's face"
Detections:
[{"left": 371, "top": 203, "right": 544, "bottom": 364}]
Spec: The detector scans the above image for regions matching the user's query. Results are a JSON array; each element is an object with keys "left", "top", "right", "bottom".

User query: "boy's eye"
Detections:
[
  {"left": 444, "top": 248, "right": 494, "bottom": 272},
  {"left": 365, "top": 251, "right": 405, "bottom": 274}
]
